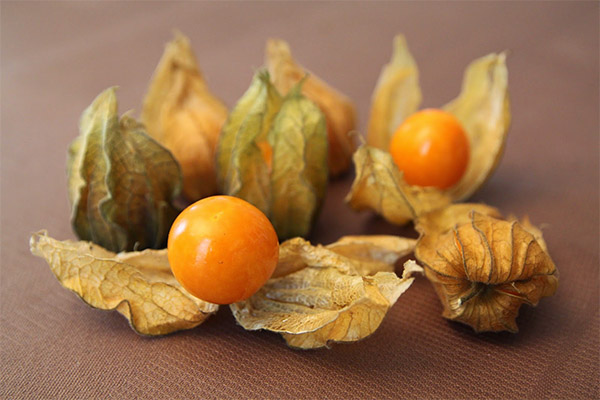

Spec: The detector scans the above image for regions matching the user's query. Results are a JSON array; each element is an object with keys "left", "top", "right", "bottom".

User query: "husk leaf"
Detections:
[
  {"left": 231, "top": 236, "right": 421, "bottom": 349},
  {"left": 324, "top": 235, "right": 417, "bottom": 275},
  {"left": 345, "top": 145, "right": 451, "bottom": 225},
  {"left": 443, "top": 52, "right": 511, "bottom": 201},
  {"left": 266, "top": 39, "right": 356, "bottom": 177},
  {"left": 268, "top": 84, "right": 328, "bottom": 239},
  {"left": 216, "top": 71, "right": 281, "bottom": 214},
  {"left": 273, "top": 235, "right": 417, "bottom": 278},
  {"left": 366, "top": 35, "right": 422, "bottom": 150},
  {"left": 30, "top": 231, "right": 218, "bottom": 336},
  {"left": 68, "top": 87, "right": 181, "bottom": 253},
  {"left": 415, "top": 204, "right": 558, "bottom": 333},
  {"left": 216, "top": 71, "right": 328, "bottom": 240}
]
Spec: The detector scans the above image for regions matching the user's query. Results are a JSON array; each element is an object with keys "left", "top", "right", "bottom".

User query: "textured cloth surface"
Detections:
[{"left": 1, "top": 2, "right": 598, "bottom": 399}]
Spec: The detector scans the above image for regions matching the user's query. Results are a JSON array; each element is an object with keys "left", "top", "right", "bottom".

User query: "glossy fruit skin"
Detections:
[
  {"left": 168, "top": 196, "right": 279, "bottom": 304},
  {"left": 389, "top": 109, "right": 470, "bottom": 189}
]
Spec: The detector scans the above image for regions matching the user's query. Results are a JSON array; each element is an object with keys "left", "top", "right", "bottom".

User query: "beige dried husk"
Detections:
[
  {"left": 142, "top": 32, "right": 228, "bottom": 201},
  {"left": 31, "top": 231, "right": 418, "bottom": 344},
  {"left": 347, "top": 35, "right": 511, "bottom": 224},
  {"left": 414, "top": 204, "right": 558, "bottom": 333},
  {"left": 266, "top": 39, "right": 357, "bottom": 177},
  {"left": 30, "top": 231, "right": 218, "bottom": 336},
  {"left": 231, "top": 235, "right": 420, "bottom": 349},
  {"left": 345, "top": 146, "right": 451, "bottom": 225}
]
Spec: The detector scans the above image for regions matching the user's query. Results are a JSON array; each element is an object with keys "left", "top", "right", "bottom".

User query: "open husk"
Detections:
[
  {"left": 31, "top": 230, "right": 419, "bottom": 345},
  {"left": 231, "top": 235, "right": 420, "bottom": 349},
  {"left": 348, "top": 35, "right": 511, "bottom": 224},
  {"left": 30, "top": 231, "right": 218, "bottom": 336}
]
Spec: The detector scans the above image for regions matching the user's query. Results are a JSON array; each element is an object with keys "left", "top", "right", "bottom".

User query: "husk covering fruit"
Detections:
[
  {"left": 414, "top": 204, "right": 558, "bottom": 333},
  {"left": 142, "top": 32, "right": 228, "bottom": 201},
  {"left": 266, "top": 39, "right": 357, "bottom": 177},
  {"left": 216, "top": 71, "right": 328, "bottom": 240},
  {"left": 67, "top": 88, "right": 181, "bottom": 253}
]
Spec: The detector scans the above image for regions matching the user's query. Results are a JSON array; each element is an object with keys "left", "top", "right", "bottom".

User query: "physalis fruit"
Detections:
[
  {"left": 389, "top": 109, "right": 470, "bottom": 189},
  {"left": 168, "top": 196, "right": 279, "bottom": 304}
]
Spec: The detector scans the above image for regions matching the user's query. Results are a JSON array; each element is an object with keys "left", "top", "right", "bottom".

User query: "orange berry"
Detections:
[
  {"left": 389, "top": 109, "right": 470, "bottom": 189},
  {"left": 168, "top": 196, "right": 279, "bottom": 304}
]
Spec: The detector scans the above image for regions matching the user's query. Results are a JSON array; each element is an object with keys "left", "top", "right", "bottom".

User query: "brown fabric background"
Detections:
[{"left": 1, "top": 2, "right": 598, "bottom": 399}]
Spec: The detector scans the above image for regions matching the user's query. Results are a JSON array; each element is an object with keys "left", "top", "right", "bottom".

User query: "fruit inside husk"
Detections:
[{"left": 347, "top": 34, "right": 511, "bottom": 225}]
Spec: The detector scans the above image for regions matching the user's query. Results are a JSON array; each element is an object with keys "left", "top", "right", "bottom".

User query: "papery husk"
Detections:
[
  {"left": 142, "top": 32, "right": 228, "bottom": 201},
  {"left": 231, "top": 236, "right": 420, "bottom": 349},
  {"left": 324, "top": 235, "right": 417, "bottom": 274},
  {"left": 68, "top": 87, "right": 181, "bottom": 253},
  {"left": 266, "top": 39, "right": 357, "bottom": 177},
  {"left": 348, "top": 36, "right": 510, "bottom": 225},
  {"left": 345, "top": 145, "right": 451, "bottom": 225},
  {"left": 30, "top": 231, "right": 218, "bottom": 336},
  {"left": 273, "top": 234, "right": 417, "bottom": 278},
  {"left": 414, "top": 204, "right": 558, "bottom": 333},
  {"left": 216, "top": 71, "right": 328, "bottom": 240},
  {"left": 367, "top": 35, "right": 422, "bottom": 150},
  {"left": 444, "top": 53, "right": 511, "bottom": 201}
]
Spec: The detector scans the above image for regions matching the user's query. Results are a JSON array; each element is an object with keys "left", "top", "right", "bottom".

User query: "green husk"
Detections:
[
  {"left": 216, "top": 71, "right": 328, "bottom": 240},
  {"left": 68, "top": 87, "right": 182, "bottom": 252}
]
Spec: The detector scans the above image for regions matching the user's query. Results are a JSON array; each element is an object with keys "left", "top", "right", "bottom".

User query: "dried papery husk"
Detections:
[
  {"left": 273, "top": 235, "right": 417, "bottom": 278},
  {"left": 30, "top": 231, "right": 218, "bottom": 336},
  {"left": 414, "top": 204, "right": 558, "bottom": 333},
  {"left": 68, "top": 87, "right": 181, "bottom": 253},
  {"left": 231, "top": 236, "right": 421, "bottom": 349},
  {"left": 142, "top": 32, "right": 228, "bottom": 201},
  {"left": 345, "top": 145, "right": 451, "bottom": 225},
  {"left": 367, "top": 35, "right": 422, "bottom": 150},
  {"left": 266, "top": 38, "right": 357, "bottom": 177},
  {"left": 216, "top": 71, "right": 328, "bottom": 240},
  {"left": 444, "top": 52, "right": 511, "bottom": 201},
  {"left": 324, "top": 235, "right": 417, "bottom": 274},
  {"left": 347, "top": 36, "right": 510, "bottom": 224}
]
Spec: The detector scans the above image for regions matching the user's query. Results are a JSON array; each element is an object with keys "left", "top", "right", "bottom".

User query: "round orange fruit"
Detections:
[
  {"left": 389, "top": 109, "right": 470, "bottom": 189},
  {"left": 168, "top": 196, "right": 279, "bottom": 304}
]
